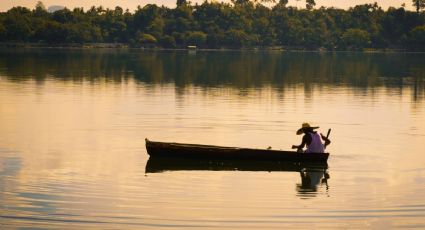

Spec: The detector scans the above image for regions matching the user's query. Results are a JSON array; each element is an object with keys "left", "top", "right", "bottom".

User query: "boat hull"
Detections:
[{"left": 145, "top": 139, "right": 329, "bottom": 162}]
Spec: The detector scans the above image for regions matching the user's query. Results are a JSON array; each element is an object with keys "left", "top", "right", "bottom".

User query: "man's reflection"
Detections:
[{"left": 296, "top": 168, "right": 329, "bottom": 198}]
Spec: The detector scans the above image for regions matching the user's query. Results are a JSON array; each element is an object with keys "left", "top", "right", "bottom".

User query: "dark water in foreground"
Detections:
[{"left": 0, "top": 49, "right": 425, "bottom": 229}]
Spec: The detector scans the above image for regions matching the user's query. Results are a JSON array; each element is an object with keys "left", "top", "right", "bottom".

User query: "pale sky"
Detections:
[{"left": 0, "top": 0, "right": 415, "bottom": 12}]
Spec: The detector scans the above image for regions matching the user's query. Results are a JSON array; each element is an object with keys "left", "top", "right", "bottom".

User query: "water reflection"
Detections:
[
  {"left": 146, "top": 157, "right": 330, "bottom": 199},
  {"left": 145, "top": 157, "right": 328, "bottom": 173},
  {"left": 296, "top": 167, "right": 330, "bottom": 199},
  {"left": 0, "top": 49, "right": 423, "bottom": 101}
]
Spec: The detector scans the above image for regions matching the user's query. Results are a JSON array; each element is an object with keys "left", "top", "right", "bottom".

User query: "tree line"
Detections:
[{"left": 0, "top": 0, "right": 424, "bottom": 50}]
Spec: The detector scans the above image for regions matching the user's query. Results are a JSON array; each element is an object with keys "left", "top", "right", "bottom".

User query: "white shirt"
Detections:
[{"left": 305, "top": 132, "right": 325, "bottom": 153}]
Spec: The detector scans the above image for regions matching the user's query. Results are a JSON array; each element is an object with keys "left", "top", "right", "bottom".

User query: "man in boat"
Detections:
[{"left": 292, "top": 123, "right": 330, "bottom": 153}]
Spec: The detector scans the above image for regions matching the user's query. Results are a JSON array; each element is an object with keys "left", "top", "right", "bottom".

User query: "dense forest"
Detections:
[{"left": 0, "top": 0, "right": 424, "bottom": 50}]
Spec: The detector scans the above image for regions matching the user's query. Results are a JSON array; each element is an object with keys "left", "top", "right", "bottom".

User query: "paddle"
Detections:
[{"left": 322, "top": 128, "right": 331, "bottom": 149}]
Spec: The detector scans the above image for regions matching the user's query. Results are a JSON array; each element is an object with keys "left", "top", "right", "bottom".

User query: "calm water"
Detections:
[{"left": 1, "top": 49, "right": 425, "bottom": 229}]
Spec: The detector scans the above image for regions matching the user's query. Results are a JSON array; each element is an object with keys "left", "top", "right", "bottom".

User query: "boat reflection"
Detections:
[
  {"left": 145, "top": 156, "right": 329, "bottom": 173},
  {"left": 146, "top": 157, "right": 330, "bottom": 198}
]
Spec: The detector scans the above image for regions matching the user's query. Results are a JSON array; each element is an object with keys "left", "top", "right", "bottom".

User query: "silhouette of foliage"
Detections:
[{"left": 0, "top": 1, "right": 424, "bottom": 50}]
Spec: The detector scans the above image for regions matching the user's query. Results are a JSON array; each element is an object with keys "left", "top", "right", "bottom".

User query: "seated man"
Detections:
[{"left": 292, "top": 123, "right": 330, "bottom": 153}]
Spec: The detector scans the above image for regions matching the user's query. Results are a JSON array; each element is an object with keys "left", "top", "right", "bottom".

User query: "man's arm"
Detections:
[
  {"left": 320, "top": 133, "right": 331, "bottom": 148},
  {"left": 292, "top": 135, "right": 308, "bottom": 152}
]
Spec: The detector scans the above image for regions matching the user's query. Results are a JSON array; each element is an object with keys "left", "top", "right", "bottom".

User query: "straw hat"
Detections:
[{"left": 296, "top": 122, "right": 319, "bottom": 135}]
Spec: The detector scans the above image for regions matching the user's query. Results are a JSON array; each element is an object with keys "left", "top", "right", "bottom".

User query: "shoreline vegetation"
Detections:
[
  {"left": 0, "top": 42, "right": 412, "bottom": 53},
  {"left": 0, "top": 1, "right": 424, "bottom": 51}
]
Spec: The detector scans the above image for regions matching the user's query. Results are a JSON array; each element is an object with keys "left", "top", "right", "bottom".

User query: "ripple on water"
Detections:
[{"left": 1, "top": 51, "right": 425, "bottom": 229}]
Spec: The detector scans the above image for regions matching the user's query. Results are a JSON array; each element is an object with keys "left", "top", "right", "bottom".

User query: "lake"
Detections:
[{"left": 0, "top": 49, "right": 424, "bottom": 229}]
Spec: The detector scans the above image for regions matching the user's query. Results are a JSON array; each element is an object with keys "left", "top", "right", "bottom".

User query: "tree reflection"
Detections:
[{"left": 0, "top": 48, "right": 423, "bottom": 101}]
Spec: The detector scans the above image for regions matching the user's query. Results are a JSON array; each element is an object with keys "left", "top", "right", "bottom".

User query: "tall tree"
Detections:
[
  {"left": 412, "top": 0, "right": 425, "bottom": 12},
  {"left": 176, "top": 0, "right": 187, "bottom": 7},
  {"left": 306, "top": 0, "right": 316, "bottom": 10},
  {"left": 34, "top": 1, "right": 46, "bottom": 13},
  {"left": 278, "top": 0, "right": 288, "bottom": 6}
]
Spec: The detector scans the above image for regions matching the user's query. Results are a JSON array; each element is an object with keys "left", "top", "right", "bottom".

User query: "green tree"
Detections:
[
  {"left": 412, "top": 0, "right": 425, "bottom": 12},
  {"left": 284, "top": 18, "right": 304, "bottom": 46},
  {"left": 406, "top": 25, "right": 425, "bottom": 50},
  {"left": 34, "top": 1, "right": 48, "bottom": 17},
  {"left": 206, "top": 32, "right": 226, "bottom": 48},
  {"left": 160, "top": 35, "right": 176, "bottom": 48},
  {"left": 278, "top": 0, "right": 288, "bottom": 7},
  {"left": 34, "top": 20, "right": 67, "bottom": 43},
  {"left": 97, "top": 7, "right": 128, "bottom": 42},
  {"left": 133, "top": 4, "right": 164, "bottom": 37},
  {"left": 185, "top": 31, "right": 207, "bottom": 46},
  {"left": 4, "top": 7, "right": 33, "bottom": 41},
  {"left": 176, "top": 0, "right": 188, "bottom": 7},
  {"left": 340, "top": 28, "right": 371, "bottom": 50},
  {"left": 136, "top": 32, "right": 157, "bottom": 47},
  {"left": 306, "top": 0, "right": 316, "bottom": 10},
  {"left": 0, "top": 23, "right": 6, "bottom": 41},
  {"left": 252, "top": 4, "right": 275, "bottom": 45},
  {"left": 193, "top": 1, "right": 227, "bottom": 34},
  {"left": 52, "top": 8, "right": 74, "bottom": 23},
  {"left": 224, "top": 29, "right": 252, "bottom": 47},
  {"left": 66, "top": 22, "right": 102, "bottom": 43}
]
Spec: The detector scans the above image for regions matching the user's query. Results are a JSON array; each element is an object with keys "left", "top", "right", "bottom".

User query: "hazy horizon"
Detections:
[{"left": 0, "top": 0, "right": 416, "bottom": 12}]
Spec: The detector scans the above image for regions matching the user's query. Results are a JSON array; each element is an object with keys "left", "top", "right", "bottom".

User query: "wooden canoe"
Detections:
[{"left": 145, "top": 139, "right": 329, "bottom": 162}]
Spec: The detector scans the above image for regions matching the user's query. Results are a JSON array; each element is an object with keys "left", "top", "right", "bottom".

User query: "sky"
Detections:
[{"left": 0, "top": 0, "right": 415, "bottom": 12}]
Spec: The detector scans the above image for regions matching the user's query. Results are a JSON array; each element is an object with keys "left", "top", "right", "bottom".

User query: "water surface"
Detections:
[{"left": 1, "top": 49, "right": 425, "bottom": 229}]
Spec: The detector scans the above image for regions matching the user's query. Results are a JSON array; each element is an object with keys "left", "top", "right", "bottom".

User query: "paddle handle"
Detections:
[
  {"left": 323, "top": 128, "right": 331, "bottom": 150},
  {"left": 326, "top": 129, "right": 331, "bottom": 139}
]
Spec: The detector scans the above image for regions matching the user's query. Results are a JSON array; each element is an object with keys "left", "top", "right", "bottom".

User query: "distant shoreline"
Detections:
[{"left": 0, "top": 42, "right": 413, "bottom": 53}]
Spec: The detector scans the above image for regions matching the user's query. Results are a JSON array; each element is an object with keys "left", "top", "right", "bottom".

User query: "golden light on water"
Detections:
[
  {"left": 1, "top": 78, "right": 424, "bottom": 172},
  {"left": 1, "top": 50, "right": 424, "bottom": 228}
]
